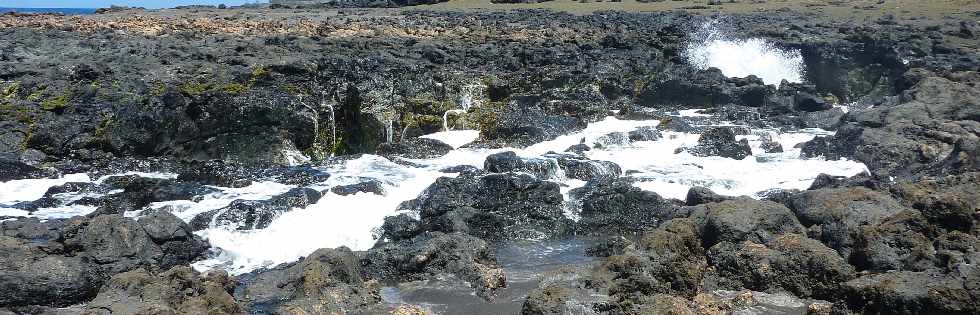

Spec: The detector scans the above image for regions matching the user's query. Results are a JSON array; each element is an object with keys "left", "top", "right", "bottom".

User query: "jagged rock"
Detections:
[
  {"left": 636, "top": 68, "right": 769, "bottom": 109},
  {"left": 0, "top": 158, "right": 50, "bottom": 181},
  {"left": 484, "top": 151, "right": 560, "bottom": 180},
  {"left": 377, "top": 137, "right": 454, "bottom": 159},
  {"left": 190, "top": 187, "right": 321, "bottom": 230},
  {"left": 785, "top": 186, "right": 908, "bottom": 258},
  {"left": 85, "top": 266, "right": 244, "bottom": 315},
  {"left": 683, "top": 127, "right": 752, "bottom": 160},
  {"left": 891, "top": 172, "right": 980, "bottom": 231},
  {"left": 689, "top": 197, "right": 805, "bottom": 248},
  {"left": 544, "top": 153, "right": 622, "bottom": 183},
  {"left": 706, "top": 233, "right": 855, "bottom": 300},
  {"left": 399, "top": 171, "right": 571, "bottom": 242},
  {"left": 851, "top": 210, "right": 937, "bottom": 271},
  {"left": 627, "top": 126, "right": 662, "bottom": 142},
  {"left": 362, "top": 231, "right": 506, "bottom": 299},
  {"left": 800, "top": 107, "right": 845, "bottom": 130},
  {"left": 570, "top": 178, "right": 678, "bottom": 235},
  {"left": 0, "top": 235, "right": 100, "bottom": 307},
  {"left": 238, "top": 247, "right": 385, "bottom": 314},
  {"left": 794, "top": 92, "right": 833, "bottom": 112},
  {"left": 483, "top": 95, "right": 587, "bottom": 148},
  {"left": 0, "top": 213, "right": 207, "bottom": 307},
  {"left": 843, "top": 266, "right": 980, "bottom": 314},
  {"left": 331, "top": 179, "right": 386, "bottom": 196},
  {"left": 176, "top": 160, "right": 256, "bottom": 188},
  {"left": 591, "top": 219, "right": 708, "bottom": 312},
  {"left": 564, "top": 143, "right": 591, "bottom": 154},
  {"left": 685, "top": 186, "right": 731, "bottom": 206},
  {"left": 758, "top": 134, "right": 784, "bottom": 153},
  {"left": 594, "top": 132, "right": 630, "bottom": 147},
  {"left": 801, "top": 76, "right": 980, "bottom": 178}
]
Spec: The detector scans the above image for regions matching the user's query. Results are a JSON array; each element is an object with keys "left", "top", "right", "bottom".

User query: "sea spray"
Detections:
[{"left": 685, "top": 20, "right": 804, "bottom": 86}]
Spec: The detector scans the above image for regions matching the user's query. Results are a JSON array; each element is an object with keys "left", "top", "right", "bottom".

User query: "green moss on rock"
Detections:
[{"left": 41, "top": 90, "right": 72, "bottom": 111}]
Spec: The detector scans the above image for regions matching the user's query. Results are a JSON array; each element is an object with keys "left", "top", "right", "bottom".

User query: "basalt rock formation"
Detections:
[{"left": 0, "top": 3, "right": 978, "bottom": 315}]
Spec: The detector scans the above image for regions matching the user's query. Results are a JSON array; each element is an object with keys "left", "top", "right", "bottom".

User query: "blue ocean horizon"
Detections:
[{"left": 0, "top": 7, "right": 98, "bottom": 15}]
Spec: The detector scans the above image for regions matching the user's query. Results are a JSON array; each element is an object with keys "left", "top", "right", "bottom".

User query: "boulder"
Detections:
[
  {"left": 843, "top": 266, "right": 979, "bottom": 314},
  {"left": 800, "top": 107, "right": 845, "bottom": 130},
  {"left": 544, "top": 153, "right": 622, "bottom": 183},
  {"left": 758, "top": 134, "right": 784, "bottom": 153},
  {"left": 190, "top": 187, "right": 321, "bottom": 231},
  {"left": 591, "top": 219, "right": 708, "bottom": 312},
  {"left": 706, "top": 233, "right": 855, "bottom": 300},
  {"left": 685, "top": 186, "right": 731, "bottom": 206},
  {"left": 689, "top": 197, "right": 805, "bottom": 248},
  {"left": 851, "top": 211, "right": 937, "bottom": 271},
  {"left": 683, "top": 127, "right": 752, "bottom": 160},
  {"left": 331, "top": 179, "right": 386, "bottom": 196},
  {"left": 400, "top": 171, "right": 571, "bottom": 242},
  {"left": 0, "top": 213, "right": 208, "bottom": 307},
  {"left": 482, "top": 95, "right": 587, "bottom": 148},
  {"left": 627, "top": 126, "right": 662, "bottom": 142},
  {"left": 0, "top": 158, "right": 49, "bottom": 181},
  {"left": 594, "top": 132, "right": 630, "bottom": 147},
  {"left": 571, "top": 179, "right": 678, "bottom": 235},
  {"left": 0, "top": 235, "right": 100, "bottom": 307},
  {"left": 484, "top": 151, "right": 560, "bottom": 180},
  {"left": 362, "top": 232, "right": 506, "bottom": 299},
  {"left": 785, "top": 187, "right": 908, "bottom": 258},
  {"left": 793, "top": 92, "right": 832, "bottom": 112},
  {"left": 377, "top": 137, "right": 454, "bottom": 159},
  {"left": 891, "top": 172, "right": 980, "bottom": 231},
  {"left": 176, "top": 160, "right": 257, "bottom": 188},
  {"left": 85, "top": 266, "right": 243, "bottom": 315},
  {"left": 238, "top": 247, "right": 385, "bottom": 314}
]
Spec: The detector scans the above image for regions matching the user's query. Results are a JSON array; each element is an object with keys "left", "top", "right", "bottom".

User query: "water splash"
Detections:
[
  {"left": 442, "top": 109, "right": 467, "bottom": 131},
  {"left": 685, "top": 20, "right": 804, "bottom": 85}
]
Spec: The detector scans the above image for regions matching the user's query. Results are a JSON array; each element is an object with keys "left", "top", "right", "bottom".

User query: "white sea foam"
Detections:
[
  {"left": 193, "top": 155, "right": 452, "bottom": 274},
  {"left": 420, "top": 130, "right": 481, "bottom": 149},
  {"left": 0, "top": 173, "right": 91, "bottom": 204},
  {"left": 685, "top": 21, "right": 804, "bottom": 85},
  {"left": 189, "top": 115, "right": 867, "bottom": 274},
  {"left": 136, "top": 181, "right": 296, "bottom": 222}
]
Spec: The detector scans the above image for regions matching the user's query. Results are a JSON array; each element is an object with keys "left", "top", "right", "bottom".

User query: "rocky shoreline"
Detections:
[{"left": 1, "top": 3, "right": 979, "bottom": 315}]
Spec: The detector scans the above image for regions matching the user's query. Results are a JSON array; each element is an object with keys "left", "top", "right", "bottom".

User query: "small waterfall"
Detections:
[
  {"left": 385, "top": 117, "right": 394, "bottom": 143},
  {"left": 324, "top": 100, "right": 337, "bottom": 155}
]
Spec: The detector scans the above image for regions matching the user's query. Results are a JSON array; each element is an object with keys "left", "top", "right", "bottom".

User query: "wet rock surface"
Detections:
[
  {"left": 570, "top": 178, "right": 679, "bottom": 236},
  {"left": 238, "top": 247, "right": 386, "bottom": 314},
  {"left": 398, "top": 171, "right": 572, "bottom": 242},
  {"left": 0, "top": 212, "right": 208, "bottom": 307},
  {"left": 681, "top": 127, "right": 753, "bottom": 160}
]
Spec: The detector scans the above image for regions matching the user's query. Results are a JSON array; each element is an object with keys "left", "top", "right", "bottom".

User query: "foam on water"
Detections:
[
  {"left": 420, "top": 130, "right": 480, "bottom": 149},
  {"left": 0, "top": 173, "right": 91, "bottom": 204},
  {"left": 188, "top": 114, "right": 868, "bottom": 274},
  {"left": 685, "top": 21, "right": 804, "bottom": 85},
  {"left": 0, "top": 172, "right": 177, "bottom": 220},
  {"left": 135, "top": 181, "right": 296, "bottom": 222},
  {"left": 193, "top": 155, "right": 453, "bottom": 274}
]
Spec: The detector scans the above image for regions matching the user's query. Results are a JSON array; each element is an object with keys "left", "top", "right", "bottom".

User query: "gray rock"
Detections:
[
  {"left": 571, "top": 178, "right": 678, "bottom": 236},
  {"left": 363, "top": 232, "right": 506, "bottom": 299},
  {"left": 85, "top": 266, "right": 243, "bottom": 315},
  {"left": 690, "top": 197, "right": 805, "bottom": 247},
  {"left": 785, "top": 187, "right": 908, "bottom": 258},
  {"left": 706, "top": 233, "right": 855, "bottom": 300},
  {"left": 239, "top": 247, "right": 385, "bottom": 314},
  {"left": 683, "top": 127, "right": 752, "bottom": 160}
]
